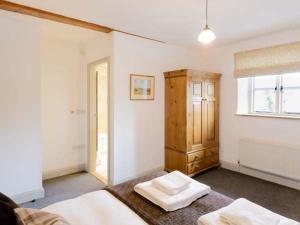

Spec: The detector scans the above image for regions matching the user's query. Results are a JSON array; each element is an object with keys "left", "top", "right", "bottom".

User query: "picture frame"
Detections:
[{"left": 130, "top": 74, "right": 155, "bottom": 100}]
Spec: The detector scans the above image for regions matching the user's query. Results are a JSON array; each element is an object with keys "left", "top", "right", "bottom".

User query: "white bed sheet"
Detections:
[{"left": 42, "top": 190, "right": 148, "bottom": 225}]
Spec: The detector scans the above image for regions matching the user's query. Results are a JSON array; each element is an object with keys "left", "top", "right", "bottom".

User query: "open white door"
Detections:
[{"left": 88, "top": 59, "right": 109, "bottom": 184}]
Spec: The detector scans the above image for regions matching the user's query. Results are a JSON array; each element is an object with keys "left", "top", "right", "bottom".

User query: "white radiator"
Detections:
[{"left": 239, "top": 138, "right": 300, "bottom": 182}]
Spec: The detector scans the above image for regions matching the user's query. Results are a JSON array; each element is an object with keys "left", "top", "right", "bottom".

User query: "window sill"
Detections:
[{"left": 236, "top": 113, "right": 300, "bottom": 120}]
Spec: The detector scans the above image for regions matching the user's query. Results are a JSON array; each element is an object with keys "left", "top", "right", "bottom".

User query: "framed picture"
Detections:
[{"left": 130, "top": 74, "right": 155, "bottom": 100}]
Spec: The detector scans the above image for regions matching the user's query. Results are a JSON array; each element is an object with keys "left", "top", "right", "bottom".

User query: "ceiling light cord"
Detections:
[{"left": 206, "top": 0, "right": 208, "bottom": 27}]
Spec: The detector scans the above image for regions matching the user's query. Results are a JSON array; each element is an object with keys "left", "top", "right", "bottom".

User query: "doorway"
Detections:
[{"left": 88, "top": 59, "right": 109, "bottom": 184}]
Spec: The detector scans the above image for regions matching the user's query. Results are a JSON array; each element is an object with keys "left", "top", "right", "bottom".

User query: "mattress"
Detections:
[{"left": 42, "top": 190, "right": 148, "bottom": 225}]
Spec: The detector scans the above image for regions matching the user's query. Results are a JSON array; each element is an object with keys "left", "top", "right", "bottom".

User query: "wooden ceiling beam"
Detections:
[{"left": 0, "top": 0, "right": 165, "bottom": 43}]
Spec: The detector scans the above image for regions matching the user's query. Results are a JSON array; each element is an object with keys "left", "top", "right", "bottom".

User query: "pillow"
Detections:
[
  {"left": 0, "top": 193, "right": 19, "bottom": 209},
  {"left": 0, "top": 192, "right": 19, "bottom": 225},
  {"left": 15, "top": 208, "right": 70, "bottom": 225},
  {"left": 0, "top": 203, "right": 17, "bottom": 225}
]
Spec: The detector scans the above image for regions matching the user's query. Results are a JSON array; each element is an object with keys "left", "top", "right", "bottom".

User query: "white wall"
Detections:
[
  {"left": 0, "top": 12, "right": 113, "bottom": 198},
  {"left": 82, "top": 33, "right": 113, "bottom": 176},
  {"left": 198, "top": 28, "right": 300, "bottom": 167},
  {"left": 41, "top": 32, "right": 112, "bottom": 179},
  {"left": 0, "top": 10, "right": 204, "bottom": 197},
  {"left": 41, "top": 37, "right": 87, "bottom": 179},
  {"left": 41, "top": 30, "right": 203, "bottom": 185},
  {"left": 83, "top": 34, "right": 112, "bottom": 65},
  {"left": 0, "top": 12, "right": 44, "bottom": 202},
  {"left": 111, "top": 32, "right": 202, "bottom": 184}
]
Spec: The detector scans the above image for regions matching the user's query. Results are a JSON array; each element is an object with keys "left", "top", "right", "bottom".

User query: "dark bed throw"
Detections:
[{"left": 105, "top": 171, "right": 233, "bottom": 225}]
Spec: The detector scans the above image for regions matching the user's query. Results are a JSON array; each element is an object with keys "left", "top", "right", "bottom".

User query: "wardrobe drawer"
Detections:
[
  {"left": 206, "top": 147, "right": 218, "bottom": 157},
  {"left": 188, "top": 150, "right": 205, "bottom": 163},
  {"left": 188, "top": 160, "right": 206, "bottom": 174},
  {"left": 206, "top": 153, "right": 219, "bottom": 166},
  {"left": 205, "top": 147, "right": 219, "bottom": 167}
]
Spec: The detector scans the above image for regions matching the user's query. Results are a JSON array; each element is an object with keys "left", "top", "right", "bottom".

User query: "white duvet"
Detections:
[{"left": 42, "top": 190, "right": 148, "bottom": 225}]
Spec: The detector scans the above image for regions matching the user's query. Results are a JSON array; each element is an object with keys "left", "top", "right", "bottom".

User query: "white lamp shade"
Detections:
[{"left": 198, "top": 27, "right": 216, "bottom": 44}]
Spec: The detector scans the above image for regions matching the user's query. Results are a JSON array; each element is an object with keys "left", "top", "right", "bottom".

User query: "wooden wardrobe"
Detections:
[{"left": 164, "top": 69, "right": 221, "bottom": 176}]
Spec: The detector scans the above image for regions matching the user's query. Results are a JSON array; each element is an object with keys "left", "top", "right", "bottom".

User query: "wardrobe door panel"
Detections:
[
  {"left": 188, "top": 79, "right": 205, "bottom": 151},
  {"left": 206, "top": 101, "right": 215, "bottom": 141},
  {"left": 203, "top": 79, "right": 219, "bottom": 147},
  {"left": 193, "top": 102, "right": 202, "bottom": 144}
]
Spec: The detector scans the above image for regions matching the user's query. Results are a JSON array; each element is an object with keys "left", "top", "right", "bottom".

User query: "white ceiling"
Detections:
[
  {"left": 41, "top": 19, "right": 103, "bottom": 45},
  {"left": 8, "top": 0, "right": 300, "bottom": 48},
  {"left": 0, "top": 10, "right": 103, "bottom": 46}
]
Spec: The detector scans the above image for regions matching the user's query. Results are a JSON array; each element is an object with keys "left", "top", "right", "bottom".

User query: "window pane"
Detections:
[
  {"left": 254, "top": 75, "right": 277, "bottom": 89},
  {"left": 282, "top": 89, "right": 300, "bottom": 114},
  {"left": 237, "top": 78, "right": 250, "bottom": 114},
  {"left": 254, "top": 89, "right": 276, "bottom": 113},
  {"left": 282, "top": 73, "right": 300, "bottom": 87}
]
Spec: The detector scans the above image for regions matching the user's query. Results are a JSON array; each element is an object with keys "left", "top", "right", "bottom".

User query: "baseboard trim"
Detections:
[
  {"left": 43, "top": 164, "right": 86, "bottom": 180},
  {"left": 239, "top": 166, "right": 300, "bottom": 191},
  {"left": 220, "top": 160, "right": 300, "bottom": 191},
  {"left": 11, "top": 187, "right": 45, "bottom": 204},
  {"left": 219, "top": 160, "right": 239, "bottom": 172}
]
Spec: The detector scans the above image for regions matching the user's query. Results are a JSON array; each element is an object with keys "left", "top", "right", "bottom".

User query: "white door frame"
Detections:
[{"left": 87, "top": 57, "right": 112, "bottom": 185}]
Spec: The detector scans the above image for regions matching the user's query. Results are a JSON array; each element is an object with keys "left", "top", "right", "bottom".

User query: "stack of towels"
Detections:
[
  {"left": 198, "top": 198, "right": 299, "bottom": 225},
  {"left": 134, "top": 171, "right": 210, "bottom": 211}
]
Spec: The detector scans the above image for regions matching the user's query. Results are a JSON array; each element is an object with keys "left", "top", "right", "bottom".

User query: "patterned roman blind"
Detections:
[{"left": 234, "top": 41, "right": 300, "bottom": 78}]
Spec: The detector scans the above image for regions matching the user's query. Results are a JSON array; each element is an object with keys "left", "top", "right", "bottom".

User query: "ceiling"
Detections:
[
  {"left": 41, "top": 19, "right": 103, "bottom": 45},
  {"left": 7, "top": 0, "right": 300, "bottom": 48},
  {"left": 0, "top": 10, "right": 103, "bottom": 46}
]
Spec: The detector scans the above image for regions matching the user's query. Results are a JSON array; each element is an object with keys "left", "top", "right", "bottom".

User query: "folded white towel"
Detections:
[
  {"left": 198, "top": 209, "right": 226, "bottom": 225},
  {"left": 219, "top": 198, "right": 281, "bottom": 225},
  {"left": 134, "top": 178, "right": 210, "bottom": 211},
  {"left": 198, "top": 198, "right": 300, "bottom": 225},
  {"left": 152, "top": 171, "right": 192, "bottom": 195}
]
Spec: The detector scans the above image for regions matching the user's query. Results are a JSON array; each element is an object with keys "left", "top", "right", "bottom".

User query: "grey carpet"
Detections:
[
  {"left": 194, "top": 168, "right": 300, "bottom": 221},
  {"left": 21, "top": 172, "right": 105, "bottom": 209}
]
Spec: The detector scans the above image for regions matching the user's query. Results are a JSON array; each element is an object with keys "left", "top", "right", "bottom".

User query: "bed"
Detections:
[
  {"left": 43, "top": 190, "right": 147, "bottom": 225},
  {"left": 42, "top": 171, "right": 233, "bottom": 225}
]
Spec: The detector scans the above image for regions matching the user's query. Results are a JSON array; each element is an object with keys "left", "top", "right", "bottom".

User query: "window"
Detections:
[
  {"left": 237, "top": 73, "right": 300, "bottom": 117},
  {"left": 252, "top": 76, "right": 277, "bottom": 113}
]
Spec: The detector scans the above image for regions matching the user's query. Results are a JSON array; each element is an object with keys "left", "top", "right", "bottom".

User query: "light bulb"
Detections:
[{"left": 198, "top": 25, "right": 216, "bottom": 44}]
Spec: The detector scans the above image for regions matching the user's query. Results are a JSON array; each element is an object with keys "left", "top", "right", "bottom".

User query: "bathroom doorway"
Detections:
[{"left": 88, "top": 59, "right": 109, "bottom": 184}]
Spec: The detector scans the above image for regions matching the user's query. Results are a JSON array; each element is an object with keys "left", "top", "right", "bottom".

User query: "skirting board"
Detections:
[
  {"left": 43, "top": 164, "right": 86, "bottom": 180},
  {"left": 220, "top": 160, "right": 300, "bottom": 191},
  {"left": 11, "top": 187, "right": 45, "bottom": 204}
]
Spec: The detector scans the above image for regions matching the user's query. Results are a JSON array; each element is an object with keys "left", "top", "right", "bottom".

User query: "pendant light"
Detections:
[{"left": 198, "top": 0, "right": 216, "bottom": 44}]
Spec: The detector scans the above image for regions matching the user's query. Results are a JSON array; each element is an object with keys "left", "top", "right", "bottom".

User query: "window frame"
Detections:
[{"left": 245, "top": 74, "right": 300, "bottom": 117}]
